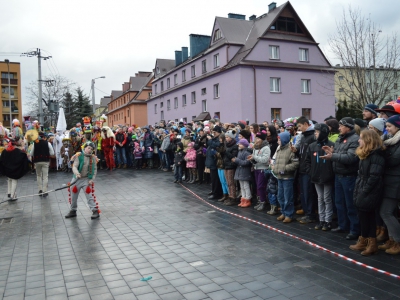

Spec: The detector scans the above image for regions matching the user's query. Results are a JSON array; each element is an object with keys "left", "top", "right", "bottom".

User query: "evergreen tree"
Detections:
[
  {"left": 61, "top": 91, "right": 75, "bottom": 129},
  {"left": 73, "top": 88, "right": 92, "bottom": 125}
]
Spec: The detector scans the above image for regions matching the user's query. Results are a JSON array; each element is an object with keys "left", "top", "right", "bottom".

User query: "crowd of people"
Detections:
[{"left": 1, "top": 102, "right": 400, "bottom": 257}]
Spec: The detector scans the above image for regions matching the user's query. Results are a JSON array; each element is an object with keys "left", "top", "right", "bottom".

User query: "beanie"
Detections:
[
  {"left": 369, "top": 118, "right": 386, "bottom": 133},
  {"left": 386, "top": 115, "right": 400, "bottom": 129},
  {"left": 354, "top": 118, "right": 367, "bottom": 129},
  {"left": 134, "top": 142, "right": 139, "bottom": 147},
  {"left": 256, "top": 130, "right": 267, "bottom": 141},
  {"left": 239, "top": 129, "right": 251, "bottom": 140},
  {"left": 238, "top": 123, "right": 245, "bottom": 130},
  {"left": 212, "top": 125, "right": 222, "bottom": 133},
  {"left": 225, "top": 130, "right": 236, "bottom": 139},
  {"left": 325, "top": 119, "right": 339, "bottom": 133},
  {"left": 339, "top": 117, "right": 355, "bottom": 129},
  {"left": 238, "top": 139, "right": 249, "bottom": 147},
  {"left": 364, "top": 104, "right": 379, "bottom": 116}
]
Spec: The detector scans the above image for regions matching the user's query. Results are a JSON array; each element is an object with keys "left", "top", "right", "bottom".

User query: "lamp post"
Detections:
[
  {"left": 91, "top": 76, "right": 105, "bottom": 116},
  {"left": 4, "top": 59, "right": 12, "bottom": 129}
]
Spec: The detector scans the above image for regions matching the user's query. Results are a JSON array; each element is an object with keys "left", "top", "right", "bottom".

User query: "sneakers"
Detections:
[
  {"left": 42, "top": 192, "right": 48, "bottom": 198},
  {"left": 38, "top": 190, "right": 43, "bottom": 197},
  {"left": 173, "top": 180, "right": 178, "bottom": 183},
  {"left": 254, "top": 200, "right": 261, "bottom": 210},
  {"left": 65, "top": 210, "right": 77, "bottom": 218},
  {"left": 315, "top": 222, "right": 325, "bottom": 230},
  {"left": 91, "top": 209, "right": 100, "bottom": 219},
  {"left": 298, "top": 216, "right": 317, "bottom": 224},
  {"left": 322, "top": 222, "right": 332, "bottom": 231}
]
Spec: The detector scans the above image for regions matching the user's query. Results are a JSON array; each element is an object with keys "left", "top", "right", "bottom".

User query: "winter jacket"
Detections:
[
  {"left": 185, "top": 148, "right": 197, "bottom": 168},
  {"left": 296, "top": 129, "right": 315, "bottom": 174},
  {"left": 353, "top": 149, "right": 385, "bottom": 211},
  {"left": 272, "top": 144, "right": 299, "bottom": 180},
  {"left": 215, "top": 144, "right": 225, "bottom": 169},
  {"left": 331, "top": 130, "right": 359, "bottom": 176},
  {"left": 305, "top": 139, "right": 335, "bottom": 184},
  {"left": 328, "top": 133, "right": 340, "bottom": 143},
  {"left": 160, "top": 134, "right": 171, "bottom": 151},
  {"left": 251, "top": 141, "right": 271, "bottom": 170},
  {"left": 205, "top": 136, "right": 220, "bottom": 170},
  {"left": 142, "top": 128, "right": 154, "bottom": 159},
  {"left": 133, "top": 148, "right": 143, "bottom": 159},
  {"left": 234, "top": 148, "right": 253, "bottom": 181},
  {"left": 223, "top": 140, "right": 238, "bottom": 170},
  {"left": 383, "top": 132, "right": 400, "bottom": 199},
  {"left": 194, "top": 134, "right": 207, "bottom": 157},
  {"left": 174, "top": 149, "right": 185, "bottom": 164},
  {"left": 115, "top": 132, "right": 127, "bottom": 148},
  {"left": 181, "top": 136, "right": 192, "bottom": 153}
]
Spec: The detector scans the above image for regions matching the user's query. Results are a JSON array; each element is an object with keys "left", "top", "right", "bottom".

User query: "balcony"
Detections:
[
  {"left": 1, "top": 78, "right": 18, "bottom": 85},
  {"left": 2, "top": 106, "right": 19, "bottom": 113}
]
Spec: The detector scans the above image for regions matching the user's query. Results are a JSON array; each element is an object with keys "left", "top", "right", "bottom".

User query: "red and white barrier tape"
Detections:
[{"left": 180, "top": 184, "right": 400, "bottom": 280}]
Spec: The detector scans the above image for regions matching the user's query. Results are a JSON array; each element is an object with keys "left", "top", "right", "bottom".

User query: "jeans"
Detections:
[
  {"left": 277, "top": 178, "right": 294, "bottom": 218},
  {"left": 254, "top": 169, "right": 267, "bottom": 203},
  {"left": 335, "top": 175, "right": 359, "bottom": 235},
  {"left": 162, "top": 152, "right": 170, "bottom": 169},
  {"left": 380, "top": 197, "right": 400, "bottom": 242},
  {"left": 210, "top": 169, "right": 223, "bottom": 197},
  {"left": 268, "top": 192, "right": 278, "bottom": 206},
  {"left": 116, "top": 147, "right": 127, "bottom": 165},
  {"left": 174, "top": 165, "right": 182, "bottom": 181},
  {"left": 218, "top": 169, "right": 228, "bottom": 194},
  {"left": 314, "top": 183, "right": 333, "bottom": 222},
  {"left": 299, "top": 173, "right": 317, "bottom": 219}
]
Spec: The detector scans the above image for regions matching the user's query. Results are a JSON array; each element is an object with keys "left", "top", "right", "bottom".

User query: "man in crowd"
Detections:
[
  {"left": 362, "top": 104, "right": 378, "bottom": 124},
  {"left": 206, "top": 125, "right": 223, "bottom": 200}
]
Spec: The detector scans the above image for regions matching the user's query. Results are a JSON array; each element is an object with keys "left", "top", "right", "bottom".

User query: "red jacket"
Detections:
[{"left": 102, "top": 137, "right": 115, "bottom": 149}]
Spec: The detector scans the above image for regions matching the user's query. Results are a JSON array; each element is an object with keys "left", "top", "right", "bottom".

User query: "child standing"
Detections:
[
  {"left": 184, "top": 142, "right": 197, "bottom": 183},
  {"left": 133, "top": 142, "right": 143, "bottom": 169},
  {"left": 272, "top": 132, "right": 299, "bottom": 223},
  {"left": 174, "top": 142, "right": 184, "bottom": 183},
  {"left": 232, "top": 139, "right": 253, "bottom": 208}
]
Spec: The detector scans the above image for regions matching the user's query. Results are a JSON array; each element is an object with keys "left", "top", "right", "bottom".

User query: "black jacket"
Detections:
[
  {"left": 305, "top": 139, "right": 335, "bottom": 184},
  {"left": 194, "top": 134, "right": 207, "bottom": 157},
  {"left": 383, "top": 137, "right": 400, "bottom": 199},
  {"left": 223, "top": 140, "right": 239, "bottom": 170},
  {"left": 297, "top": 129, "right": 315, "bottom": 174},
  {"left": 174, "top": 150, "right": 185, "bottom": 164},
  {"left": 353, "top": 149, "right": 385, "bottom": 211},
  {"left": 331, "top": 130, "right": 359, "bottom": 176},
  {"left": 205, "top": 136, "right": 220, "bottom": 170}
]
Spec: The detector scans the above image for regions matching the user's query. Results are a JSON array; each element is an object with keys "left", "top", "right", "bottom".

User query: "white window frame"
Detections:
[
  {"left": 182, "top": 94, "right": 187, "bottom": 106},
  {"left": 182, "top": 70, "right": 186, "bottom": 82},
  {"left": 174, "top": 97, "right": 178, "bottom": 109},
  {"left": 191, "top": 65, "right": 196, "bottom": 78},
  {"left": 213, "top": 29, "right": 222, "bottom": 42},
  {"left": 299, "top": 48, "right": 309, "bottom": 62},
  {"left": 174, "top": 74, "right": 178, "bottom": 85},
  {"left": 301, "top": 79, "right": 311, "bottom": 94},
  {"left": 202, "top": 60, "right": 207, "bottom": 73},
  {"left": 214, "top": 84, "right": 220, "bottom": 98},
  {"left": 191, "top": 91, "right": 196, "bottom": 104},
  {"left": 202, "top": 100, "right": 207, "bottom": 112},
  {"left": 167, "top": 78, "right": 170, "bottom": 89},
  {"left": 270, "top": 77, "right": 281, "bottom": 93},
  {"left": 214, "top": 54, "right": 220, "bottom": 68},
  {"left": 269, "top": 45, "right": 280, "bottom": 60}
]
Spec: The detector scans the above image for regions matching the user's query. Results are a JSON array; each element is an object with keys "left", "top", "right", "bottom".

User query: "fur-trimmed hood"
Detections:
[{"left": 101, "top": 126, "right": 115, "bottom": 139}]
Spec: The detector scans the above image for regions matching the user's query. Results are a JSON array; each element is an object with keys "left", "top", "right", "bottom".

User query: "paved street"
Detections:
[{"left": 0, "top": 169, "right": 400, "bottom": 300}]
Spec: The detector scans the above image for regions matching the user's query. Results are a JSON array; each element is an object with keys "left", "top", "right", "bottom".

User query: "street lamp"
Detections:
[
  {"left": 91, "top": 76, "right": 105, "bottom": 116},
  {"left": 4, "top": 59, "right": 11, "bottom": 130}
]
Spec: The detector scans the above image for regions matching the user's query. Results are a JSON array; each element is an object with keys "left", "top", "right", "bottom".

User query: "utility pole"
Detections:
[{"left": 91, "top": 76, "right": 105, "bottom": 117}]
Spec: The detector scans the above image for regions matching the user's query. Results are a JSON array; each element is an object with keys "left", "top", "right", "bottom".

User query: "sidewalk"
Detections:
[{"left": 0, "top": 169, "right": 399, "bottom": 300}]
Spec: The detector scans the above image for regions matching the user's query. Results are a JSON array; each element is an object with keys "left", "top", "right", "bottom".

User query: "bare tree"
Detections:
[{"left": 329, "top": 7, "right": 400, "bottom": 110}]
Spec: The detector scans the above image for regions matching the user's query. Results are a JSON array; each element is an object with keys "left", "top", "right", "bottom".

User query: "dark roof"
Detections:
[
  {"left": 111, "top": 90, "right": 123, "bottom": 100},
  {"left": 100, "top": 96, "right": 111, "bottom": 107},
  {"left": 155, "top": 59, "right": 175, "bottom": 78},
  {"left": 193, "top": 112, "right": 211, "bottom": 122},
  {"left": 129, "top": 76, "right": 150, "bottom": 91}
]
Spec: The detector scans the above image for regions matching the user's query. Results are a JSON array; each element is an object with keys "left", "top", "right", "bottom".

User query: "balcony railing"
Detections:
[
  {"left": 1, "top": 78, "right": 18, "bottom": 85},
  {"left": 2, "top": 107, "right": 19, "bottom": 113}
]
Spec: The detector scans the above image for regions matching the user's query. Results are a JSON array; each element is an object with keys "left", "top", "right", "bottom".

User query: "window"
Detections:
[
  {"left": 302, "top": 108, "right": 311, "bottom": 119},
  {"left": 299, "top": 48, "right": 309, "bottom": 62},
  {"left": 161, "top": 111, "right": 164, "bottom": 120},
  {"left": 3, "top": 101, "right": 10, "bottom": 107},
  {"left": 349, "top": 82, "right": 354, "bottom": 89},
  {"left": 213, "top": 29, "right": 222, "bottom": 42},
  {"left": 148, "top": 92, "right": 152, "bottom": 98},
  {"left": 155, "top": 84, "right": 158, "bottom": 94},
  {"left": 201, "top": 88, "right": 206, "bottom": 95},
  {"left": 161, "top": 81, "right": 164, "bottom": 92},
  {"left": 167, "top": 99, "right": 170, "bottom": 110},
  {"left": 192, "top": 116, "right": 196, "bottom": 120},
  {"left": 271, "top": 108, "right": 281, "bottom": 120},
  {"left": 167, "top": 78, "right": 170, "bottom": 89},
  {"left": 183, "top": 118, "right": 187, "bottom": 123},
  {"left": 214, "top": 54, "right": 220, "bottom": 68},
  {"left": 182, "top": 94, "right": 187, "bottom": 106},
  {"left": 160, "top": 101, "right": 163, "bottom": 108},
  {"left": 202, "top": 100, "right": 207, "bottom": 112},
  {"left": 270, "top": 78, "right": 281, "bottom": 92},
  {"left": 339, "top": 88, "right": 344, "bottom": 92},
  {"left": 301, "top": 79, "right": 311, "bottom": 94},
  {"left": 191, "top": 65, "right": 196, "bottom": 78},
  {"left": 269, "top": 46, "right": 279, "bottom": 59},
  {"left": 214, "top": 84, "right": 220, "bottom": 98},
  {"left": 1, "top": 73, "right": 14, "bottom": 79},
  {"left": 174, "top": 97, "right": 178, "bottom": 108},
  {"left": 191, "top": 91, "right": 196, "bottom": 104},
  {"left": 182, "top": 70, "right": 186, "bottom": 82},
  {"left": 271, "top": 16, "right": 303, "bottom": 34},
  {"left": 154, "top": 104, "right": 157, "bottom": 114},
  {"left": 174, "top": 74, "right": 178, "bottom": 85},
  {"left": 156, "top": 67, "right": 160, "bottom": 74},
  {"left": 1, "top": 86, "right": 15, "bottom": 95},
  {"left": 394, "top": 83, "right": 398, "bottom": 89},
  {"left": 338, "top": 75, "right": 344, "bottom": 80},
  {"left": 202, "top": 60, "right": 207, "bottom": 73}
]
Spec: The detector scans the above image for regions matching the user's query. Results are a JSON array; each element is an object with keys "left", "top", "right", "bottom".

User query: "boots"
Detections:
[
  {"left": 224, "top": 197, "right": 237, "bottom": 206},
  {"left": 123, "top": 164, "right": 127, "bottom": 169},
  {"left": 117, "top": 164, "right": 121, "bottom": 169},
  {"left": 277, "top": 214, "right": 285, "bottom": 221},
  {"left": 218, "top": 194, "right": 229, "bottom": 202},
  {"left": 189, "top": 172, "right": 196, "bottom": 184},
  {"left": 267, "top": 205, "right": 278, "bottom": 215},
  {"left": 253, "top": 199, "right": 261, "bottom": 210},
  {"left": 386, "top": 241, "right": 400, "bottom": 255},
  {"left": 361, "top": 238, "right": 378, "bottom": 256},
  {"left": 91, "top": 209, "right": 100, "bottom": 219},
  {"left": 378, "top": 238, "right": 395, "bottom": 250},
  {"left": 349, "top": 236, "right": 368, "bottom": 251},
  {"left": 65, "top": 210, "right": 77, "bottom": 218},
  {"left": 238, "top": 198, "right": 245, "bottom": 207},
  {"left": 241, "top": 198, "right": 251, "bottom": 208},
  {"left": 376, "top": 226, "right": 389, "bottom": 242},
  {"left": 256, "top": 202, "right": 266, "bottom": 211}
]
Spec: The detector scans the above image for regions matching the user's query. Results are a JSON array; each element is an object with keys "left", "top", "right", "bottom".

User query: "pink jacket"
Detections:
[{"left": 185, "top": 148, "right": 197, "bottom": 168}]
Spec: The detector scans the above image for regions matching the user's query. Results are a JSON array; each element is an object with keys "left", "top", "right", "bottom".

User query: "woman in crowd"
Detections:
[
  {"left": 325, "top": 118, "right": 340, "bottom": 143},
  {"left": 223, "top": 130, "right": 239, "bottom": 206},
  {"left": 194, "top": 128, "right": 207, "bottom": 184},
  {"left": 141, "top": 126, "right": 154, "bottom": 169},
  {"left": 216, "top": 134, "right": 229, "bottom": 201},
  {"left": 266, "top": 125, "right": 279, "bottom": 157},
  {"left": 249, "top": 123, "right": 259, "bottom": 146}
]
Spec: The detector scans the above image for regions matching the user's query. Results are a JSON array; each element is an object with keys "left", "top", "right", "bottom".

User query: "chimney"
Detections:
[
  {"left": 228, "top": 13, "right": 246, "bottom": 20},
  {"left": 268, "top": 2, "right": 277, "bottom": 12},
  {"left": 249, "top": 15, "right": 257, "bottom": 21},
  {"left": 189, "top": 34, "right": 211, "bottom": 58},
  {"left": 175, "top": 50, "right": 182, "bottom": 66},
  {"left": 181, "top": 47, "right": 188, "bottom": 62}
]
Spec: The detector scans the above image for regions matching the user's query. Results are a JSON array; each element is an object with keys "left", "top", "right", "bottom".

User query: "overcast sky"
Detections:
[{"left": 0, "top": 0, "right": 398, "bottom": 115}]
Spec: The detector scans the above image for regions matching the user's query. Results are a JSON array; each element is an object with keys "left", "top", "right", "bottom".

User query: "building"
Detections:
[
  {"left": 0, "top": 61, "right": 22, "bottom": 129},
  {"left": 94, "top": 96, "right": 111, "bottom": 125},
  {"left": 147, "top": 1, "right": 335, "bottom": 124},
  {"left": 107, "top": 72, "right": 153, "bottom": 127}
]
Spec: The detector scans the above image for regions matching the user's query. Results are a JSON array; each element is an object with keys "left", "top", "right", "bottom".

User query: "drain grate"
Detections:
[{"left": 0, "top": 218, "right": 14, "bottom": 225}]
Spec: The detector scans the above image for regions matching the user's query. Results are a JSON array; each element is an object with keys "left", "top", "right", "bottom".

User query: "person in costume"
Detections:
[
  {"left": 92, "top": 126, "right": 104, "bottom": 169},
  {"left": 75, "top": 122, "right": 82, "bottom": 134},
  {"left": 101, "top": 126, "right": 115, "bottom": 170},
  {"left": 61, "top": 137, "right": 72, "bottom": 172},
  {"left": 0, "top": 139, "right": 29, "bottom": 201},
  {"left": 30, "top": 132, "right": 55, "bottom": 197},
  {"left": 65, "top": 142, "right": 100, "bottom": 219},
  {"left": 0, "top": 122, "right": 7, "bottom": 155},
  {"left": 69, "top": 129, "right": 82, "bottom": 156}
]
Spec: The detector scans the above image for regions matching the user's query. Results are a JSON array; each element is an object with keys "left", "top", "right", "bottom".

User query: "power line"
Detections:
[{"left": 95, "top": 87, "right": 109, "bottom": 95}]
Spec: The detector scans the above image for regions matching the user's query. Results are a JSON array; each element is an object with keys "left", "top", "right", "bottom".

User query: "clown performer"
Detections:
[
  {"left": 65, "top": 142, "right": 100, "bottom": 219},
  {"left": 0, "top": 139, "right": 29, "bottom": 201},
  {"left": 92, "top": 126, "right": 104, "bottom": 169},
  {"left": 75, "top": 122, "right": 82, "bottom": 134},
  {"left": 82, "top": 116, "right": 92, "bottom": 142},
  {"left": 101, "top": 126, "right": 116, "bottom": 170}
]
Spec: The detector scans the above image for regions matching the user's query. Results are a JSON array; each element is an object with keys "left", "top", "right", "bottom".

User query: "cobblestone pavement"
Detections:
[{"left": 0, "top": 169, "right": 400, "bottom": 300}]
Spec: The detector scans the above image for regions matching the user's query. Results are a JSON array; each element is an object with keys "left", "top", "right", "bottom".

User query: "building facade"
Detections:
[
  {"left": 0, "top": 61, "right": 22, "bottom": 129},
  {"left": 147, "top": 1, "right": 335, "bottom": 124}
]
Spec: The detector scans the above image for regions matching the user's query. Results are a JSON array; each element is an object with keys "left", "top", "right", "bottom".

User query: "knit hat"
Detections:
[
  {"left": 128, "top": 127, "right": 133, "bottom": 133},
  {"left": 185, "top": 128, "right": 192, "bottom": 133},
  {"left": 339, "top": 117, "right": 355, "bottom": 129},
  {"left": 314, "top": 123, "right": 329, "bottom": 142},
  {"left": 386, "top": 115, "right": 400, "bottom": 129},
  {"left": 188, "top": 142, "right": 194, "bottom": 147},
  {"left": 212, "top": 125, "right": 222, "bottom": 133},
  {"left": 209, "top": 119, "right": 216, "bottom": 124},
  {"left": 325, "top": 119, "right": 339, "bottom": 133},
  {"left": 354, "top": 118, "right": 367, "bottom": 129},
  {"left": 238, "top": 123, "right": 245, "bottom": 130},
  {"left": 239, "top": 129, "right": 251, "bottom": 140},
  {"left": 238, "top": 139, "right": 249, "bottom": 147},
  {"left": 364, "top": 104, "right": 379, "bottom": 116},
  {"left": 84, "top": 142, "right": 96, "bottom": 150},
  {"left": 256, "top": 130, "right": 267, "bottom": 140},
  {"left": 177, "top": 142, "right": 183, "bottom": 149},
  {"left": 278, "top": 131, "right": 291, "bottom": 147},
  {"left": 225, "top": 130, "right": 236, "bottom": 139},
  {"left": 369, "top": 118, "right": 386, "bottom": 133}
]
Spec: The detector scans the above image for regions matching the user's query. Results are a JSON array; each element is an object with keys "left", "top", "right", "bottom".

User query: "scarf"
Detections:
[{"left": 383, "top": 129, "right": 400, "bottom": 146}]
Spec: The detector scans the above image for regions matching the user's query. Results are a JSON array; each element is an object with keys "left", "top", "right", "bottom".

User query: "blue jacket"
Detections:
[{"left": 205, "top": 136, "right": 220, "bottom": 170}]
